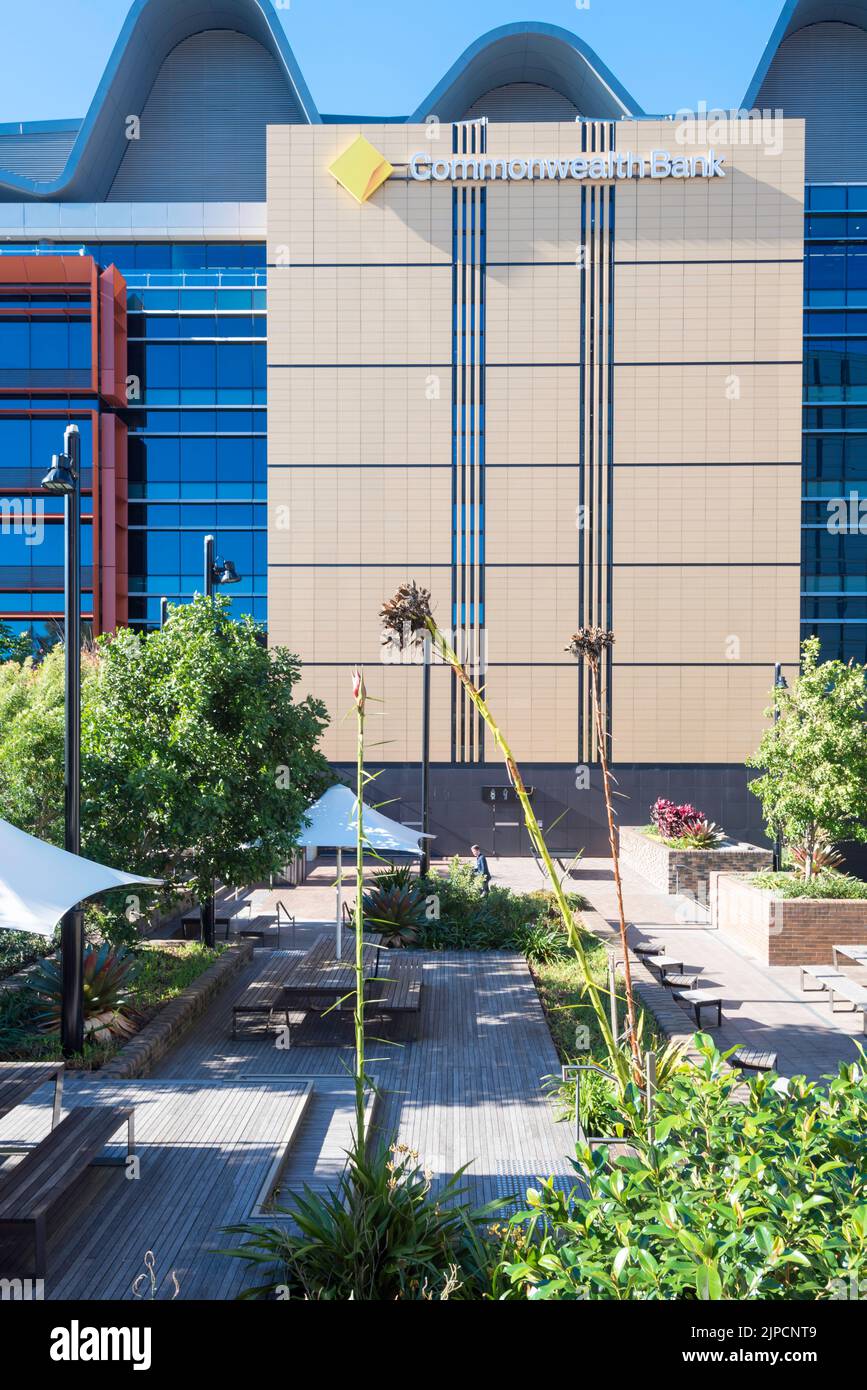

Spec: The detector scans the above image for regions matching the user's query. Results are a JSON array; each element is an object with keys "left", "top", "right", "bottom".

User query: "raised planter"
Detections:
[
  {"left": 710, "top": 872, "right": 867, "bottom": 966},
  {"left": 99, "top": 939, "right": 254, "bottom": 1080},
  {"left": 619, "top": 826, "right": 772, "bottom": 903}
]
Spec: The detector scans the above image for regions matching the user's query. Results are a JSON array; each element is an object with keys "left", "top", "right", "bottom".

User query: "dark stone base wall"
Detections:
[{"left": 331, "top": 762, "right": 772, "bottom": 860}]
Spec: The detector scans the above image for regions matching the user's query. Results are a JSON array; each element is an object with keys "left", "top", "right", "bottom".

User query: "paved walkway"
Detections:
[{"left": 491, "top": 854, "right": 865, "bottom": 1080}]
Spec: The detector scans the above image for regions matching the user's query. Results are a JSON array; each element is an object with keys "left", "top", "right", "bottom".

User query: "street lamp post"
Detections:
[
  {"left": 42, "top": 424, "right": 84, "bottom": 1056},
  {"left": 159, "top": 597, "right": 169, "bottom": 629},
  {"left": 420, "top": 633, "right": 431, "bottom": 878},
  {"left": 200, "top": 534, "right": 241, "bottom": 947},
  {"left": 773, "top": 662, "right": 789, "bottom": 871}
]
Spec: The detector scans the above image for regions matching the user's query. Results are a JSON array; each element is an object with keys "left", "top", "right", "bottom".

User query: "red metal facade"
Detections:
[{"left": 0, "top": 254, "right": 128, "bottom": 637}]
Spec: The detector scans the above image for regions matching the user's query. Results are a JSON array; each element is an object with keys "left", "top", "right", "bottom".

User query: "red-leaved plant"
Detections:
[{"left": 650, "top": 799, "right": 723, "bottom": 847}]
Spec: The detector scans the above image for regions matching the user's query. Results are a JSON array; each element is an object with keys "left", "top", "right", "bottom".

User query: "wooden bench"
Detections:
[
  {"left": 647, "top": 955, "right": 684, "bottom": 981},
  {"left": 0, "top": 1105, "right": 134, "bottom": 1277},
  {"left": 663, "top": 973, "right": 701, "bottom": 991},
  {"left": 673, "top": 987, "right": 723, "bottom": 1028},
  {"left": 233, "top": 915, "right": 277, "bottom": 949},
  {"left": 730, "top": 1047, "right": 778, "bottom": 1072},
  {"left": 352, "top": 959, "right": 425, "bottom": 1038},
  {"left": 182, "top": 911, "right": 231, "bottom": 940},
  {"left": 232, "top": 953, "right": 301, "bottom": 1038},
  {"left": 634, "top": 943, "right": 665, "bottom": 959},
  {"left": 0, "top": 1064, "right": 64, "bottom": 1150}
]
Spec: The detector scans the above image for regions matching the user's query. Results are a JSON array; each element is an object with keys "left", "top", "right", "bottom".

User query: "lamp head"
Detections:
[
  {"left": 41, "top": 452, "right": 76, "bottom": 494},
  {"left": 215, "top": 559, "right": 241, "bottom": 586}
]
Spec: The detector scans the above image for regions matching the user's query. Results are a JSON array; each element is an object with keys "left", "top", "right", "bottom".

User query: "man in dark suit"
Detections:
[{"left": 470, "top": 844, "right": 491, "bottom": 895}]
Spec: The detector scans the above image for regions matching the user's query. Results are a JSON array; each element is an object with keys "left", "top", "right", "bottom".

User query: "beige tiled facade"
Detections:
[{"left": 267, "top": 118, "right": 805, "bottom": 766}]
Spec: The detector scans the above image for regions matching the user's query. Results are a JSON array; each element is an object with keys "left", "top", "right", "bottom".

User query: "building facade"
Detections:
[{"left": 0, "top": 0, "right": 862, "bottom": 852}]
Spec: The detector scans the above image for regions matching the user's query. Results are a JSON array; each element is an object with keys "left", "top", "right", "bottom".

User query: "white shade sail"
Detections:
[
  {"left": 0, "top": 817, "right": 162, "bottom": 938},
  {"left": 296, "top": 784, "right": 431, "bottom": 854},
  {"left": 296, "top": 784, "right": 432, "bottom": 956}
]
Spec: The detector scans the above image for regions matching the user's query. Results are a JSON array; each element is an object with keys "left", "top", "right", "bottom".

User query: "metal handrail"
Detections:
[
  {"left": 562, "top": 1051, "right": 657, "bottom": 1149},
  {"left": 274, "top": 899, "right": 296, "bottom": 950}
]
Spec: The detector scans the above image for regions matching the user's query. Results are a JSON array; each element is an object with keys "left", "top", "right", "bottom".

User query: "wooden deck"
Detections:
[{"left": 0, "top": 949, "right": 577, "bottom": 1299}]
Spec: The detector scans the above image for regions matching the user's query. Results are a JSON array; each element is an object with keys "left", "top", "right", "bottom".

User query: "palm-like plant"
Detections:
[{"left": 29, "top": 942, "right": 140, "bottom": 1044}]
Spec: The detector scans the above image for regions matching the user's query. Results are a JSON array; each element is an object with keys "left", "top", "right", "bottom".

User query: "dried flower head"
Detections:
[
  {"left": 380, "top": 582, "right": 433, "bottom": 648},
  {"left": 565, "top": 627, "right": 615, "bottom": 664}
]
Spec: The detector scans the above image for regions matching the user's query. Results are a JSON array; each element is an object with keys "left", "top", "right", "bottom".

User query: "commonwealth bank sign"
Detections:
[
  {"left": 328, "top": 136, "right": 726, "bottom": 203},
  {"left": 409, "top": 149, "right": 726, "bottom": 183}
]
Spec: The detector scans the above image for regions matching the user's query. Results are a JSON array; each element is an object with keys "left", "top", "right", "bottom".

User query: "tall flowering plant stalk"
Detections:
[
  {"left": 566, "top": 628, "right": 640, "bottom": 1073},
  {"left": 351, "top": 666, "right": 368, "bottom": 1163},
  {"left": 380, "top": 583, "right": 634, "bottom": 1089}
]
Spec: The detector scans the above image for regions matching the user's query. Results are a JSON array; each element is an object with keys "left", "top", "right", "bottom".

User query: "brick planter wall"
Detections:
[
  {"left": 619, "top": 826, "right": 772, "bottom": 902},
  {"left": 99, "top": 940, "right": 254, "bottom": 1080},
  {"left": 710, "top": 872, "right": 867, "bottom": 966}
]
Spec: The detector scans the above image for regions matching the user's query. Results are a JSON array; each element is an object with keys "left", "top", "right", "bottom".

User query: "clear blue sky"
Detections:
[{"left": 0, "top": 0, "right": 785, "bottom": 124}]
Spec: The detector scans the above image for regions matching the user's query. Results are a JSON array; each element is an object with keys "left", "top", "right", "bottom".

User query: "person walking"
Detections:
[{"left": 470, "top": 843, "right": 492, "bottom": 895}]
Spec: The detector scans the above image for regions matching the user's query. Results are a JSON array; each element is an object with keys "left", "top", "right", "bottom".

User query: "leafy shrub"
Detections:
[
  {"left": 0, "top": 928, "right": 56, "bottom": 984},
  {"left": 417, "top": 859, "right": 584, "bottom": 960},
  {"left": 752, "top": 869, "right": 867, "bottom": 900},
  {"left": 494, "top": 1038, "right": 867, "bottom": 1300},
  {"left": 367, "top": 862, "right": 418, "bottom": 893},
  {"left": 509, "top": 918, "right": 572, "bottom": 965},
  {"left": 28, "top": 942, "right": 141, "bottom": 1043},
  {"left": 226, "top": 1141, "right": 497, "bottom": 1301},
  {"left": 361, "top": 882, "right": 428, "bottom": 947}
]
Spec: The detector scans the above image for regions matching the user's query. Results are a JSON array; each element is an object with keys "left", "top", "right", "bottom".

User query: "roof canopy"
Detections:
[
  {"left": 412, "top": 22, "right": 643, "bottom": 122},
  {"left": 0, "top": 818, "right": 162, "bottom": 938},
  {"left": 296, "top": 784, "right": 429, "bottom": 855},
  {"left": 744, "top": 0, "right": 867, "bottom": 106}
]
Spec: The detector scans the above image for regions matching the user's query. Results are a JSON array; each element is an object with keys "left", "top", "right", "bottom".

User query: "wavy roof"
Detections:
[
  {"left": 0, "top": 3, "right": 642, "bottom": 201},
  {"left": 0, "top": 0, "right": 320, "bottom": 201},
  {"left": 744, "top": 0, "right": 867, "bottom": 106},
  {"left": 411, "top": 22, "right": 643, "bottom": 122}
]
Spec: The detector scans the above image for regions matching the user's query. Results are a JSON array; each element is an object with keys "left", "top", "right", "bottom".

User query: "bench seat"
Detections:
[
  {"left": 232, "top": 953, "right": 300, "bottom": 1038},
  {"left": 800, "top": 966, "right": 847, "bottom": 992},
  {"left": 0, "top": 1105, "right": 134, "bottom": 1277},
  {"left": 648, "top": 955, "right": 684, "bottom": 979},
  {"left": 673, "top": 987, "right": 723, "bottom": 1028},
  {"left": 826, "top": 977, "right": 867, "bottom": 1032},
  {"left": 730, "top": 1047, "right": 778, "bottom": 1073},
  {"left": 662, "top": 973, "right": 701, "bottom": 991}
]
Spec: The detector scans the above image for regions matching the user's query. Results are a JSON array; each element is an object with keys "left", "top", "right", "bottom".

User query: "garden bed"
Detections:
[
  {"left": 711, "top": 871, "right": 867, "bottom": 965},
  {"left": 619, "top": 825, "right": 771, "bottom": 902},
  {"left": 0, "top": 939, "right": 233, "bottom": 1070}
]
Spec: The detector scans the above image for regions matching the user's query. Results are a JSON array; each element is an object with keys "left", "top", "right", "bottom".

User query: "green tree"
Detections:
[
  {"left": 0, "top": 598, "right": 330, "bottom": 908},
  {"left": 0, "top": 620, "right": 32, "bottom": 665},
  {"left": 82, "top": 596, "right": 330, "bottom": 903},
  {"left": 0, "top": 647, "right": 98, "bottom": 841},
  {"left": 746, "top": 637, "right": 867, "bottom": 878}
]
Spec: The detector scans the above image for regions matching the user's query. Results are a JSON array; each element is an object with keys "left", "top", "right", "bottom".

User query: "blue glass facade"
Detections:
[
  {"left": 803, "top": 186, "right": 867, "bottom": 663},
  {"left": 90, "top": 242, "right": 267, "bottom": 631}
]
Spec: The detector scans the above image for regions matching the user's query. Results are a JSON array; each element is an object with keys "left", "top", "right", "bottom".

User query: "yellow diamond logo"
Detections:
[{"left": 328, "top": 135, "right": 394, "bottom": 204}]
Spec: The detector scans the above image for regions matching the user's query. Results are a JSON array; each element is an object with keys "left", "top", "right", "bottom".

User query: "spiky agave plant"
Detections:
[
  {"left": 30, "top": 942, "right": 140, "bottom": 1045},
  {"left": 362, "top": 882, "right": 427, "bottom": 948},
  {"left": 380, "top": 584, "right": 635, "bottom": 1089}
]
